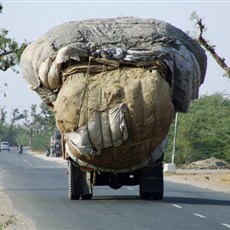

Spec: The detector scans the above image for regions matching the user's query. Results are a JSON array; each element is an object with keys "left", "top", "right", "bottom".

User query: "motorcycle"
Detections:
[{"left": 17, "top": 146, "right": 23, "bottom": 155}]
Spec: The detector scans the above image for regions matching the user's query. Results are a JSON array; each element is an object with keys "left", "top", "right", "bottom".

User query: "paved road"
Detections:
[{"left": 0, "top": 148, "right": 230, "bottom": 230}]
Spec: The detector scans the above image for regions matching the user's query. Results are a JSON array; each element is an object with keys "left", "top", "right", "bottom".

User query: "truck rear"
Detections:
[{"left": 20, "top": 17, "right": 207, "bottom": 200}]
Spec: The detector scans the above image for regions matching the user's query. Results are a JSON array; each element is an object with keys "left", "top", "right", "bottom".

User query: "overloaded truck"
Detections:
[{"left": 20, "top": 17, "right": 207, "bottom": 200}]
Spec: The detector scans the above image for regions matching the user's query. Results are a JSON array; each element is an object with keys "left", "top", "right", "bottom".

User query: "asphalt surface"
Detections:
[{"left": 0, "top": 148, "right": 230, "bottom": 230}]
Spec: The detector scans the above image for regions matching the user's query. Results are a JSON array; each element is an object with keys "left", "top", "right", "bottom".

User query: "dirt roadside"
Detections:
[
  {"left": 0, "top": 153, "right": 229, "bottom": 229},
  {"left": 0, "top": 191, "right": 36, "bottom": 230},
  {"left": 164, "top": 169, "right": 230, "bottom": 193}
]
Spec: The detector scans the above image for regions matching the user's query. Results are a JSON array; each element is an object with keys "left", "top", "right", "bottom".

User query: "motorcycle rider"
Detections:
[{"left": 17, "top": 143, "right": 23, "bottom": 155}]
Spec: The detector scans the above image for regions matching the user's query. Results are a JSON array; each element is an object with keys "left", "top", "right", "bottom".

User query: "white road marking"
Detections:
[
  {"left": 221, "top": 223, "right": 230, "bottom": 229},
  {"left": 172, "top": 204, "right": 183, "bottom": 209},
  {"left": 22, "top": 159, "right": 33, "bottom": 166},
  {"left": 193, "top": 213, "right": 206, "bottom": 218}
]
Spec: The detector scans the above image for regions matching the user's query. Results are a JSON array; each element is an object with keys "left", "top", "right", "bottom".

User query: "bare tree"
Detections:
[
  {"left": 191, "top": 12, "right": 230, "bottom": 78},
  {"left": 4, "top": 108, "right": 25, "bottom": 140},
  {"left": 21, "top": 103, "right": 55, "bottom": 144},
  {"left": 0, "top": 107, "right": 7, "bottom": 126}
]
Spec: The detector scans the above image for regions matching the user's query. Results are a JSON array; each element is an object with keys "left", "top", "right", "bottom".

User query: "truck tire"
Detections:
[
  {"left": 68, "top": 160, "right": 80, "bottom": 200},
  {"left": 68, "top": 159, "right": 93, "bottom": 200},
  {"left": 81, "top": 194, "right": 93, "bottom": 200},
  {"left": 139, "top": 163, "right": 164, "bottom": 200}
]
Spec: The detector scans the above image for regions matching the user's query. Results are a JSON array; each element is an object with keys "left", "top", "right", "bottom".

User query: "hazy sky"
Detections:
[{"left": 0, "top": 1, "right": 230, "bottom": 114}]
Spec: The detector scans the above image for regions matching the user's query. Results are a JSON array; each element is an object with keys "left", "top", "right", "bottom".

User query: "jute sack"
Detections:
[{"left": 54, "top": 67, "right": 175, "bottom": 171}]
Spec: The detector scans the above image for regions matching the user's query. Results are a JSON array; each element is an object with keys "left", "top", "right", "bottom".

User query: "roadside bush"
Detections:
[
  {"left": 165, "top": 93, "right": 230, "bottom": 166},
  {"left": 30, "top": 132, "right": 52, "bottom": 151}
]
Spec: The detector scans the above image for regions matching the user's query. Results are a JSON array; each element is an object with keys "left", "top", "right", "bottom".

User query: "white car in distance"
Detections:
[{"left": 0, "top": 141, "right": 10, "bottom": 151}]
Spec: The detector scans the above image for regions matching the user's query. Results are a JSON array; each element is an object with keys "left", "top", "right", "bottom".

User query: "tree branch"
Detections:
[{"left": 196, "top": 17, "right": 230, "bottom": 78}]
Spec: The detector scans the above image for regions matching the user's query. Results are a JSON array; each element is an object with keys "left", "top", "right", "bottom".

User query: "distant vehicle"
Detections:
[
  {"left": 50, "top": 130, "right": 62, "bottom": 157},
  {"left": 0, "top": 142, "right": 10, "bottom": 151}
]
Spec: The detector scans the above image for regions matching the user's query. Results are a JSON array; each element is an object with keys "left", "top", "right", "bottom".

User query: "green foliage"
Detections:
[
  {"left": 35, "top": 103, "right": 56, "bottom": 131},
  {"left": 0, "top": 102, "right": 56, "bottom": 149},
  {"left": 0, "top": 29, "right": 27, "bottom": 72},
  {"left": 13, "top": 126, "right": 30, "bottom": 146},
  {"left": 0, "top": 5, "right": 53, "bottom": 150},
  {"left": 30, "top": 131, "right": 53, "bottom": 151},
  {"left": 22, "top": 103, "right": 55, "bottom": 150},
  {"left": 0, "top": 123, "right": 8, "bottom": 141},
  {"left": 0, "top": 123, "right": 27, "bottom": 146},
  {"left": 0, "top": 5, "right": 27, "bottom": 72},
  {"left": 165, "top": 93, "right": 230, "bottom": 165}
]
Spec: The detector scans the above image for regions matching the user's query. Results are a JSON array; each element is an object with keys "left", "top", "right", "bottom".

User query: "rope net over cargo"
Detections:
[{"left": 20, "top": 17, "right": 207, "bottom": 172}]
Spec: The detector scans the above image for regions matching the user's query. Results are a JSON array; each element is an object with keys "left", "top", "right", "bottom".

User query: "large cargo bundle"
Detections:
[{"left": 20, "top": 17, "right": 207, "bottom": 173}]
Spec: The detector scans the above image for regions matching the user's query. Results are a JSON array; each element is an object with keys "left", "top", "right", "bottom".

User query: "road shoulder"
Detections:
[
  {"left": 0, "top": 190, "right": 35, "bottom": 230},
  {"left": 164, "top": 169, "right": 230, "bottom": 193}
]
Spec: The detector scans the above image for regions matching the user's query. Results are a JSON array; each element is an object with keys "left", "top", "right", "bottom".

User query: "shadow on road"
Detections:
[{"left": 163, "top": 196, "right": 230, "bottom": 206}]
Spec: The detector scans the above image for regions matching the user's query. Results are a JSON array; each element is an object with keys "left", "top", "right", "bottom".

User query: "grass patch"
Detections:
[{"left": 0, "top": 214, "right": 17, "bottom": 230}]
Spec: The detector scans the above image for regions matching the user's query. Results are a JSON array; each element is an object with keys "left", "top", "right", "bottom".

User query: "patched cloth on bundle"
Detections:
[{"left": 20, "top": 17, "right": 207, "bottom": 172}]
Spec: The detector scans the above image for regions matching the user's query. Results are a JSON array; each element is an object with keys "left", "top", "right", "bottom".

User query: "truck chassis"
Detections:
[{"left": 68, "top": 158, "right": 164, "bottom": 200}]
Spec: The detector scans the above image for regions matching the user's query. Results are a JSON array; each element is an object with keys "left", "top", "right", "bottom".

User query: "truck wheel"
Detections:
[
  {"left": 140, "top": 191, "right": 163, "bottom": 200},
  {"left": 81, "top": 194, "right": 93, "bottom": 200},
  {"left": 68, "top": 159, "right": 93, "bottom": 200},
  {"left": 68, "top": 160, "right": 80, "bottom": 200},
  {"left": 139, "top": 163, "right": 164, "bottom": 200},
  {"left": 153, "top": 192, "right": 163, "bottom": 200}
]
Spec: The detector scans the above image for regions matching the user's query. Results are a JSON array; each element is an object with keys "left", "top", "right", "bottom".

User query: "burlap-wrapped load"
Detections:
[
  {"left": 20, "top": 17, "right": 207, "bottom": 172},
  {"left": 56, "top": 66, "right": 174, "bottom": 171}
]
